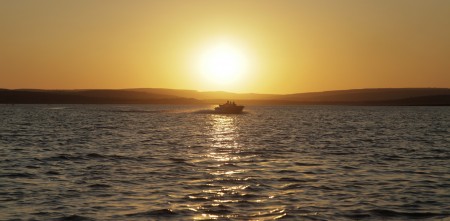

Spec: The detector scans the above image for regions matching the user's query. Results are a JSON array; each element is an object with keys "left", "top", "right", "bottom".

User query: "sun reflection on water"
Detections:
[
  {"left": 209, "top": 114, "right": 240, "bottom": 147},
  {"left": 192, "top": 114, "right": 247, "bottom": 220},
  {"left": 187, "top": 114, "right": 286, "bottom": 220},
  {"left": 207, "top": 114, "right": 242, "bottom": 167}
]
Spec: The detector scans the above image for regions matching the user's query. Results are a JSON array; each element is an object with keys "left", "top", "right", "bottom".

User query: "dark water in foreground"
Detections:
[{"left": 1, "top": 105, "right": 449, "bottom": 220}]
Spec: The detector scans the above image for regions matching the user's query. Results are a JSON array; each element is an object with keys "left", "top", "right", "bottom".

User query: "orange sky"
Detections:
[{"left": 1, "top": 0, "right": 449, "bottom": 94}]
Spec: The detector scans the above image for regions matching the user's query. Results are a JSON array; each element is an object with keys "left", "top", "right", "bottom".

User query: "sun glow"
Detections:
[{"left": 198, "top": 41, "right": 249, "bottom": 86}]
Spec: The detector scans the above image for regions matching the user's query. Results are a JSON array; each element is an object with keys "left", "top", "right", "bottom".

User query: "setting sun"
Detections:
[{"left": 198, "top": 40, "right": 249, "bottom": 86}]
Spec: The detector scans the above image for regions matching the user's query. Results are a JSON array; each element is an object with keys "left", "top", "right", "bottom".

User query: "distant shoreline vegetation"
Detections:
[{"left": 0, "top": 88, "right": 449, "bottom": 106}]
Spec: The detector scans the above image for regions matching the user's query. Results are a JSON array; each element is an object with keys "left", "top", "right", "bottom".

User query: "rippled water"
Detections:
[{"left": 1, "top": 105, "right": 449, "bottom": 220}]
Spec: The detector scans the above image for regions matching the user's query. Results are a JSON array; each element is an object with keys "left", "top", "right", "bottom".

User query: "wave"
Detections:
[
  {"left": 112, "top": 110, "right": 169, "bottom": 113},
  {"left": 126, "top": 209, "right": 177, "bottom": 217},
  {"left": 46, "top": 107, "right": 68, "bottom": 110},
  {"left": 0, "top": 172, "right": 36, "bottom": 178},
  {"left": 281, "top": 183, "right": 304, "bottom": 190},
  {"left": 88, "top": 184, "right": 112, "bottom": 189},
  {"left": 45, "top": 171, "right": 61, "bottom": 175},
  {"left": 44, "top": 154, "right": 76, "bottom": 161},
  {"left": 54, "top": 214, "right": 95, "bottom": 221},
  {"left": 40, "top": 153, "right": 148, "bottom": 162},
  {"left": 294, "top": 162, "right": 322, "bottom": 166},
  {"left": 344, "top": 209, "right": 450, "bottom": 219},
  {"left": 85, "top": 153, "right": 104, "bottom": 158}
]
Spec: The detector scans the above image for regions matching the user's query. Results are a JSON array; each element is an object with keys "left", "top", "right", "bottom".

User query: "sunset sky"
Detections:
[{"left": 1, "top": 0, "right": 449, "bottom": 94}]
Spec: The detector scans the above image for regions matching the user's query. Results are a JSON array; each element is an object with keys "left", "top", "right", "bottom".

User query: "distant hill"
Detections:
[
  {"left": 194, "top": 88, "right": 450, "bottom": 105},
  {"left": 0, "top": 89, "right": 201, "bottom": 104},
  {"left": 279, "top": 88, "right": 450, "bottom": 103},
  {"left": 371, "top": 94, "right": 450, "bottom": 106},
  {"left": 0, "top": 88, "right": 449, "bottom": 105}
]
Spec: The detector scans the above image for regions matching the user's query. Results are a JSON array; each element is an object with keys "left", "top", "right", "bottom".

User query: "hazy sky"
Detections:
[{"left": 1, "top": 0, "right": 449, "bottom": 93}]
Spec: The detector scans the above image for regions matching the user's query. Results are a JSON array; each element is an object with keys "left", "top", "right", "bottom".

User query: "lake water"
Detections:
[{"left": 1, "top": 105, "right": 449, "bottom": 220}]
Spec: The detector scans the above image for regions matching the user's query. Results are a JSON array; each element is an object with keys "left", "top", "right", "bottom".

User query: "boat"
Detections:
[{"left": 214, "top": 101, "right": 244, "bottom": 114}]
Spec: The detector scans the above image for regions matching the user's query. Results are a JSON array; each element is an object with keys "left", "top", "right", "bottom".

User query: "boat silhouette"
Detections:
[{"left": 214, "top": 101, "right": 244, "bottom": 114}]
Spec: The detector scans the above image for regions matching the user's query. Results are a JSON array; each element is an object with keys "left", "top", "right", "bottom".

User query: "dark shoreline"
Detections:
[{"left": 1, "top": 88, "right": 449, "bottom": 106}]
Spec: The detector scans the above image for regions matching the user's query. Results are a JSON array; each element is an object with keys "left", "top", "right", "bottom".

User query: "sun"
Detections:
[{"left": 198, "top": 41, "right": 249, "bottom": 85}]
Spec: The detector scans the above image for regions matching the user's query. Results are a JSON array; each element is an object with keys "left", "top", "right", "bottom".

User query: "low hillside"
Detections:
[{"left": 1, "top": 88, "right": 449, "bottom": 105}]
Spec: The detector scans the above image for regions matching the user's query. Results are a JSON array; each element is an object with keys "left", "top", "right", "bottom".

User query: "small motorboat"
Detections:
[{"left": 214, "top": 101, "right": 244, "bottom": 114}]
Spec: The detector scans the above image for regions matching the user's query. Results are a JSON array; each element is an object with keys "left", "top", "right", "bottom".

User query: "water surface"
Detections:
[{"left": 1, "top": 105, "right": 449, "bottom": 220}]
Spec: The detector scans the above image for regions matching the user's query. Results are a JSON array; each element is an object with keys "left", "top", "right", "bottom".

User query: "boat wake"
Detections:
[
  {"left": 192, "top": 109, "right": 217, "bottom": 114},
  {"left": 191, "top": 109, "right": 248, "bottom": 114}
]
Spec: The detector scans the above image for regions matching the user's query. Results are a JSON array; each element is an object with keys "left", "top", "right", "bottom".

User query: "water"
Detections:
[{"left": 1, "top": 105, "right": 449, "bottom": 220}]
